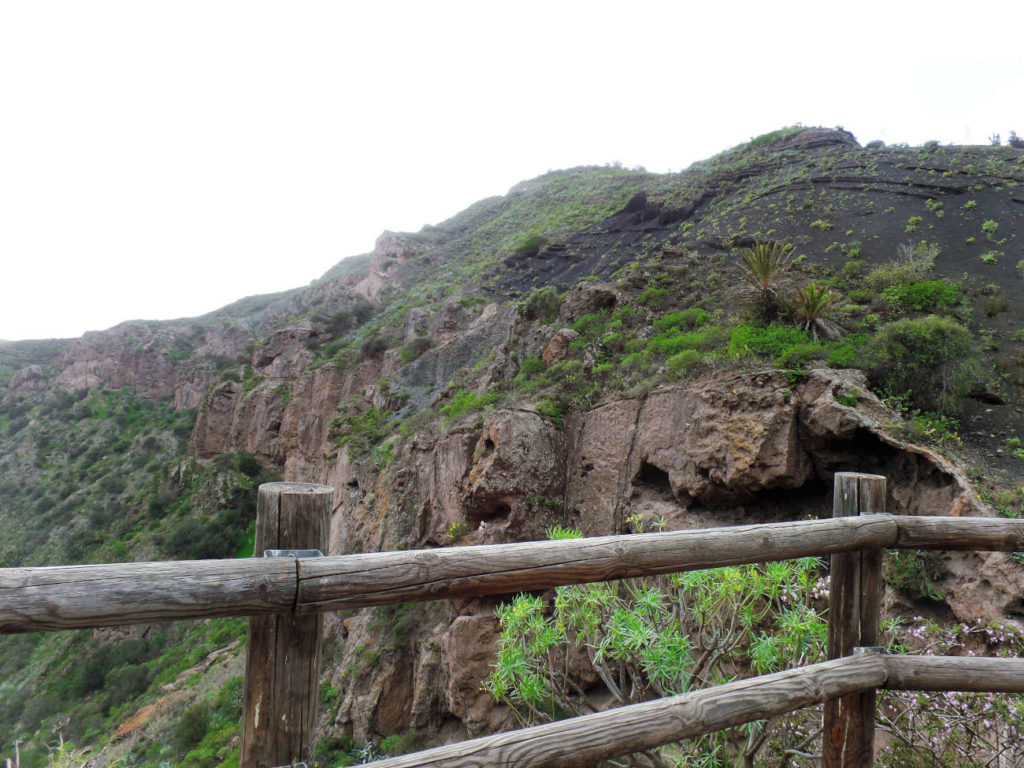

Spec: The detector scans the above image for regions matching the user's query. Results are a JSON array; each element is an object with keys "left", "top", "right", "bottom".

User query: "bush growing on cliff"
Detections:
[
  {"left": 521, "top": 285, "right": 561, "bottom": 322},
  {"left": 487, "top": 530, "right": 830, "bottom": 765},
  {"left": 867, "top": 315, "right": 978, "bottom": 414}
]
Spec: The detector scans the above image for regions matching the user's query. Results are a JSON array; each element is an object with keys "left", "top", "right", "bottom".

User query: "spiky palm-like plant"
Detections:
[
  {"left": 737, "top": 240, "right": 793, "bottom": 319},
  {"left": 792, "top": 281, "right": 842, "bottom": 340}
]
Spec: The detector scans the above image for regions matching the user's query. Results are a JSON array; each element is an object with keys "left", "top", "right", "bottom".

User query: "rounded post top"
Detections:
[{"left": 258, "top": 482, "right": 334, "bottom": 495}]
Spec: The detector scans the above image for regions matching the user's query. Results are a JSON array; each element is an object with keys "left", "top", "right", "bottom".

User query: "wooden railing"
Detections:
[{"left": 2, "top": 474, "right": 1024, "bottom": 767}]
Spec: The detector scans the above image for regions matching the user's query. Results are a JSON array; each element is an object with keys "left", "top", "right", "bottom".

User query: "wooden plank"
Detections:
[
  {"left": 895, "top": 516, "right": 1024, "bottom": 551},
  {"left": 823, "top": 472, "right": 886, "bottom": 768},
  {"left": 0, "top": 557, "right": 294, "bottom": 634},
  {"left": 361, "top": 655, "right": 886, "bottom": 768},
  {"left": 883, "top": 656, "right": 1024, "bottom": 693},
  {"left": 240, "top": 482, "right": 332, "bottom": 768},
  {"left": 296, "top": 515, "right": 899, "bottom": 612}
]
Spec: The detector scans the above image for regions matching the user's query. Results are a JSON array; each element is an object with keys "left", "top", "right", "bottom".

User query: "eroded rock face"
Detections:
[
  {"left": 399, "top": 303, "right": 518, "bottom": 394},
  {"left": 312, "top": 368, "right": 988, "bottom": 743},
  {"left": 8, "top": 364, "right": 48, "bottom": 396},
  {"left": 542, "top": 328, "right": 579, "bottom": 365},
  {"left": 561, "top": 369, "right": 979, "bottom": 537},
  {"left": 558, "top": 282, "right": 620, "bottom": 323},
  {"left": 57, "top": 323, "right": 187, "bottom": 400},
  {"left": 351, "top": 231, "right": 423, "bottom": 305}
]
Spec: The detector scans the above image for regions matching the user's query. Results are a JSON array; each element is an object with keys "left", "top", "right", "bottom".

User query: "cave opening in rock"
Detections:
[
  {"left": 633, "top": 461, "right": 673, "bottom": 498},
  {"left": 468, "top": 502, "right": 512, "bottom": 529}
]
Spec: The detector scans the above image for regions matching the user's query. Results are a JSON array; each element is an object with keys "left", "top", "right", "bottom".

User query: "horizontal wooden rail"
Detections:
[
  {"left": 364, "top": 655, "right": 886, "bottom": 768},
  {"left": 361, "top": 654, "right": 1024, "bottom": 768},
  {"left": 893, "top": 516, "right": 1024, "bottom": 551},
  {"left": 2, "top": 515, "right": 1023, "bottom": 634},
  {"left": 0, "top": 558, "right": 294, "bottom": 633},
  {"left": 883, "top": 656, "right": 1024, "bottom": 693},
  {"left": 295, "top": 515, "right": 898, "bottom": 612}
]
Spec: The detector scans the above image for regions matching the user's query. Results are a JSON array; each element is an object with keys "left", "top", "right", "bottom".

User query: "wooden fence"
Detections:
[{"left": 2, "top": 474, "right": 1024, "bottom": 767}]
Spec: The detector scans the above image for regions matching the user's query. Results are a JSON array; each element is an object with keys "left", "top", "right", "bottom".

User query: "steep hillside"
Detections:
[{"left": 2, "top": 127, "right": 1024, "bottom": 767}]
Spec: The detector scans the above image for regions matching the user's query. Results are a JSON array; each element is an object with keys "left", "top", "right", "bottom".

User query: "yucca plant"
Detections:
[
  {"left": 792, "top": 281, "right": 842, "bottom": 340},
  {"left": 736, "top": 240, "right": 793, "bottom": 319}
]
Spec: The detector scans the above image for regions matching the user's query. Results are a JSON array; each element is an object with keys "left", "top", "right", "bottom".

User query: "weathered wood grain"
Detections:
[
  {"left": 0, "top": 558, "right": 294, "bottom": 634},
  {"left": 4, "top": 514, "right": 1024, "bottom": 635},
  {"left": 240, "top": 482, "right": 332, "bottom": 768},
  {"left": 296, "top": 515, "right": 900, "bottom": 612},
  {"left": 895, "top": 516, "right": 1024, "bottom": 551},
  {"left": 361, "top": 655, "right": 887, "bottom": 768},
  {"left": 823, "top": 472, "right": 886, "bottom": 768},
  {"left": 884, "top": 656, "right": 1024, "bottom": 693}
]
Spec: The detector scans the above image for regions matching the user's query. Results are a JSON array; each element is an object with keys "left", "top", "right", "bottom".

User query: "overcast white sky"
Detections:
[{"left": 2, "top": 1, "right": 1023, "bottom": 341}]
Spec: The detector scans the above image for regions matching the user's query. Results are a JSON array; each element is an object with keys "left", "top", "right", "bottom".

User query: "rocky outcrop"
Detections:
[
  {"left": 398, "top": 303, "right": 518, "bottom": 396},
  {"left": 562, "top": 368, "right": 978, "bottom": 535},
  {"left": 351, "top": 232, "right": 426, "bottom": 305},
  {"left": 8, "top": 364, "right": 48, "bottom": 396},
  {"left": 558, "top": 281, "right": 620, "bottom": 323},
  {"left": 312, "top": 367, "right": 986, "bottom": 743},
  {"left": 542, "top": 328, "right": 579, "bottom": 365},
  {"left": 57, "top": 322, "right": 191, "bottom": 400}
]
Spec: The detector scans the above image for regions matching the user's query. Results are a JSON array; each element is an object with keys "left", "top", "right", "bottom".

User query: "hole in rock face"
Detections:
[
  {"left": 347, "top": 479, "right": 360, "bottom": 489},
  {"left": 633, "top": 461, "right": 673, "bottom": 498},
  {"left": 1006, "top": 599, "right": 1024, "bottom": 620},
  {"left": 468, "top": 502, "right": 512, "bottom": 530},
  {"left": 483, "top": 438, "right": 496, "bottom": 455}
]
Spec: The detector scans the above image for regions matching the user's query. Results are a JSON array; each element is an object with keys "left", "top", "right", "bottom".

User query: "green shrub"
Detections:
[
  {"left": 359, "top": 335, "right": 389, "bottom": 360},
  {"left": 645, "top": 326, "right": 728, "bottom": 358},
  {"left": 774, "top": 342, "right": 828, "bottom": 368},
  {"left": 727, "top": 324, "right": 811, "bottom": 358},
  {"left": 868, "top": 315, "right": 977, "bottom": 414},
  {"left": 880, "top": 279, "right": 961, "bottom": 313},
  {"left": 571, "top": 312, "right": 610, "bottom": 340},
  {"left": 516, "top": 357, "right": 547, "bottom": 380},
  {"left": 104, "top": 665, "right": 152, "bottom": 713},
  {"left": 173, "top": 703, "right": 211, "bottom": 753},
  {"left": 441, "top": 390, "right": 501, "bottom": 423},
  {"left": 653, "top": 308, "right": 710, "bottom": 332},
  {"left": 521, "top": 286, "right": 561, "bottom": 322},
  {"left": 885, "top": 550, "right": 944, "bottom": 601},
  {"left": 666, "top": 349, "right": 704, "bottom": 373},
  {"left": 235, "top": 452, "right": 263, "bottom": 478},
  {"left": 637, "top": 286, "right": 669, "bottom": 308},
  {"left": 515, "top": 234, "right": 549, "bottom": 258},
  {"left": 399, "top": 335, "right": 434, "bottom": 364},
  {"left": 535, "top": 396, "right": 567, "bottom": 428},
  {"left": 825, "top": 334, "right": 870, "bottom": 367},
  {"left": 337, "top": 406, "right": 391, "bottom": 457},
  {"left": 864, "top": 242, "right": 936, "bottom": 293},
  {"left": 381, "top": 730, "right": 425, "bottom": 756}
]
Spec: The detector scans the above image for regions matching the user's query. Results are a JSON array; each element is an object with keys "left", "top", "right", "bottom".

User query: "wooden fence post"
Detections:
[
  {"left": 822, "top": 472, "right": 886, "bottom": 768},
  {"left": 241, "top": 482, "right": 333, "bottom": 768}
]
